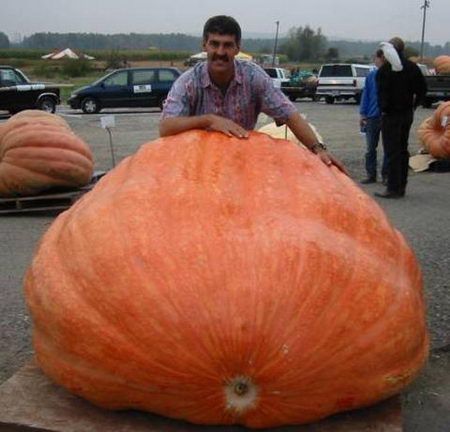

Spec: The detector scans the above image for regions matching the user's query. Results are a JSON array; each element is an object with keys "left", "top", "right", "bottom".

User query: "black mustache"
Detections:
[{"left": 212, "top": 54, "right": 229, "bottom": 62}]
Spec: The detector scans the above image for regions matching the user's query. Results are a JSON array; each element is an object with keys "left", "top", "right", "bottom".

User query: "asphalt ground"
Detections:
[{"left": 0, "top": 100, "right": 449, "bottom": 431}]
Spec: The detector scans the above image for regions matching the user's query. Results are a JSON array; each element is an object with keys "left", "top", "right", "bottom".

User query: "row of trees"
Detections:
[
  {"left": 2, "top": 29, "right": 449, "bottom": 61},
  {"left": 0, "top": 32, "right": 10, "bottom": 49}
]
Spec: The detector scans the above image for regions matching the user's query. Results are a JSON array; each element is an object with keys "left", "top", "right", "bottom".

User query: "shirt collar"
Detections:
[{"left": 200, "top": 59, "right": 243, "bottom": 88}]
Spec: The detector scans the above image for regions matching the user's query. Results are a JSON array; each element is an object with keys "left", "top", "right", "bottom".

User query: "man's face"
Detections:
[{"left": 203, "top": 33, "right": 240, "bottom": 74}]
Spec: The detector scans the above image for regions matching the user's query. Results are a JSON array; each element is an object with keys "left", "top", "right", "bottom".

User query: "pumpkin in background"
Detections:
[
  {"left": 25, "top": 130, "right": 428, "bottom": 428},
  {"left": 0, "top": 110, "right": 94, "bottom": 197},
  {"left": 417, "top": 101, "right": 450, "bottom": 159},
  {"left": 433, "top": 55, "right": 450, "bottom": 74}
]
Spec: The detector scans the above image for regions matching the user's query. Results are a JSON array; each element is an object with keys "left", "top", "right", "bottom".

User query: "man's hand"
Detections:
[
  {"left": 316, "top": 149, "right": 349, "bottom": 176},
  {"left": 285, "top": 112, "right": 349, "bottom": 174},
  {"left": 207, "top": 114, "right": 249, "bottom": 139},
  {"left": 359, "top": 116, "right": 367, "bottom": 128},
  {"left": 160, "top": 114, "right": 249, "bottom": 138}
]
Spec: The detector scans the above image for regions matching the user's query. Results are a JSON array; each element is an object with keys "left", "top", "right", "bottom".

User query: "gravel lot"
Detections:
[{"left": 0, "top": 100, "right": 449, "bottom": 431}]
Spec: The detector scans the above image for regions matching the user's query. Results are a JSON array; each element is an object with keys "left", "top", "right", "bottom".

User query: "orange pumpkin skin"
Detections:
[
  {"left": 417, "top": 101, "right": 450, "bottom": 159},
  {"left": 0, "top": 110, "right": 93, "bottom": 197},
  {"left": 25, "top": 131, "right": 428, "bottom": 428},
  {"left": 433, "top": 55, "right": 450, "bottom": 74}
]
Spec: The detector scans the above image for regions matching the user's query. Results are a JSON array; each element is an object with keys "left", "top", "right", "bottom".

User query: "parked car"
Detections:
[
  {"left": 68, "top": 67, "right": 182, "bottom": 114},
  {"left": 316, "top": 63, "right": 372, "bottom": 104},
  {"left": 281, "top": 71, "right": 318, "bottom": 101},
  {"left": 0, "top": 65, "right": 60, "bottom": 114},
  {"left": 423, "top": 74, "right": 450, "bottom": 108},
  {"left": 263, "top": 67, "right": 291, "bottom": 88}
]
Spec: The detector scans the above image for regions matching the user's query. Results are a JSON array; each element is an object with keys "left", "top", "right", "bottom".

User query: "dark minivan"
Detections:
[{"left": 68, "top": 67, "right": 181, "bottom": 114}]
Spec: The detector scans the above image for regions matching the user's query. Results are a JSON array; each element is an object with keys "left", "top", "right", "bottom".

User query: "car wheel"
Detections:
[
  {"left": 38, "top": 96, "right": 56, "bottom": 113},
  {"left": 325, "top": 96, "right": 335, "bottom": 104},
  {"left": 289, "top": 95, "right": 297, "bottom": 102},
  {"left": 158, "top": 97, "right": 166, "bottom": 110},
  {"left": 81, "top": 97, "right": 100, "bottom": 114}
]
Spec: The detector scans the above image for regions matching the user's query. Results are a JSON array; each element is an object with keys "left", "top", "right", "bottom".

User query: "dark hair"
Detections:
[
  {"left": 375, "top": 49, "right": 384, "bottom": 58},
  {"left": 203, "top": 15, "right": 241, "bottom": 44},
  {"left": 389, "top": 37, "right": 405, "bottom": 53}
]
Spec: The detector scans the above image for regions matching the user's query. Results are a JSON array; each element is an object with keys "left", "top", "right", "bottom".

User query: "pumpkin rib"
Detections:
[
  {"left": 0, "top": 162, "right": 84, "bottom": 197},
  {"left": 417, "top": 102, "right": 450, "bottom": 158},
  {"left": 28, "top": 212, "right": 221, "bottom": 384},
  {"left": 2, "top": 127, "right": 92, "bottom": 159},
  {"left": 28, "top": 261, "right": 208, "bottom": 390},
  {"left": 3, "top": 147, "right": 94, "bottom": 178},
  {"left": 0, "top": 123, "right": 68, "bottom": 148},
  {"left": 254, "top": 225, "right": 421, "bottom": 384},
  {"left": 108, "top": 197, "right": 231, "bottom": 376}
]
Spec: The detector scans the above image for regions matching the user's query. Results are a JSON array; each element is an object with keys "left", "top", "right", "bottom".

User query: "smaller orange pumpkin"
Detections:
[
  {"left": 433, "top": 56, "right": 450, "bottom": 74},
  {"left": 417, "top": 102, "right": 450, "bottom": 159},
  {"left": 0, "top": 110, "right": 94, "bottom": 197}
]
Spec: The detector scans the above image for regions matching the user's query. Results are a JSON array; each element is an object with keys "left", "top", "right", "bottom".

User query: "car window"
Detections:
[
  {"left": 320, "top": 65, "right": 352, "bottom": 77},
  {"left": 355, "top": 67, "right": 370, "bottom": 77},
  {"left": 0, "top": 69, "right": 27, "bottom": 86},
  {"left": 264, "top": 68, "right": 277, "bottom": 78},
  {"left": 159, "top": 69, "right": 178, "bottom": 82},
  {"left": 103, "top": 71, "right": 128, "bottom": 87},
  {"left": 132, "top": 70, "right": 156, "bottom": 85},
  {"left": 418, "top": 64, "right": 430, "bottom": 76}
]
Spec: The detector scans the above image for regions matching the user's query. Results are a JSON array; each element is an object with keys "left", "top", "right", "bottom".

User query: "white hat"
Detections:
[{"left": 379, "top": 42, "right": 403, "bottom": 72}]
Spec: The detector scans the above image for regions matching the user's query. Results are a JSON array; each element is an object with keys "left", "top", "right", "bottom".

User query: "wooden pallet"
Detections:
[
  {"left": 0, "top": 360, "right": 402, "bottom": 432},
  {"left": 0, "top": 171, "right": 106, "bottom": 215}
]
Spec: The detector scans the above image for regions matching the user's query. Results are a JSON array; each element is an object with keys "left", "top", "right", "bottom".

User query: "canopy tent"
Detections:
[
  {"left": 236, "top": 51, "right": 253, "bottom": 61},
  {"left": 41, "top": 48, "right": 95, "bottom": 60},
  {"left": 189, "top": 51, "right": 253, "bottom": 61}
]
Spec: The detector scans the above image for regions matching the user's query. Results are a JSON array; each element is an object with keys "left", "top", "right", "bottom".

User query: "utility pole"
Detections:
[
  {"left": 272, "top": 21, "right": 280, "bottom": 66},
  {"left": 420, "top": 0, "right": 430, "bottom": 62}
]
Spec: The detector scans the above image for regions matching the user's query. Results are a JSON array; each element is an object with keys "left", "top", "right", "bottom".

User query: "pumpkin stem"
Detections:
[{"left": 224, "top": 376, "right": 258, "bottom": 414}]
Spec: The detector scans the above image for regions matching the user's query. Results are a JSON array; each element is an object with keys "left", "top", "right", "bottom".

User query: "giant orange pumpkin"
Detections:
[
  {"left": 417, "top": 101, "right": 450, "bottom": 159},
  {"left": 25, "top": 130, "right": 428, "bottom": 428},
  {"left": 433, "top": 55, "right": 450, "bottom": 74},
  {"left": 0, "top": 110, "right": 94, "bottom": 197}
]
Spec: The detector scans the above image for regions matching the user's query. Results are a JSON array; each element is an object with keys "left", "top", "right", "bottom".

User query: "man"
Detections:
[
  {"left": 375, "top": 37, "right": 427, "bottom": 198},
  {"left": 359, "top": 49, "right": 388, "bottom": 184},
  {"left": 160, "top": 15, "right": 346, "bottom": 173}
]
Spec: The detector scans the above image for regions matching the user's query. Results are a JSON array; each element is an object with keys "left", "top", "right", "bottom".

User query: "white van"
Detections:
[{"left": 316, "top": 64, "right": 372, "bottom": 104}]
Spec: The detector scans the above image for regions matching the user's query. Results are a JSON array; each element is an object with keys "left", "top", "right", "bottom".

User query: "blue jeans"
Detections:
[{"left": 365, "top": 117, "right": 388, "bottom": 180}]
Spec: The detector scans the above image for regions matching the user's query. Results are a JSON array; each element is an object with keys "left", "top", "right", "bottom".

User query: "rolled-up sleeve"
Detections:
[{"left": 256, "top": 70, "right": 297, "bottom": 125}]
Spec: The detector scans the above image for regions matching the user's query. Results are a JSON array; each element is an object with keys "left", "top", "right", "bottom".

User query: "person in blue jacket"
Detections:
[{"left": 359, "top": 49, "right": 388, "bottom": 184}]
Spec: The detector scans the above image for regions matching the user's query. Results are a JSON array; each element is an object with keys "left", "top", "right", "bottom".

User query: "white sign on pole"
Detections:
[{"left": 100, "top": 115, "right": 115, "bottom": 129}]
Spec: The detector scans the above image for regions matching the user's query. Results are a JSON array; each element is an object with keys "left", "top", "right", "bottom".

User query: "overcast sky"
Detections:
[{"left": 1, "top": 0, "right": 448, "bottom": 46}]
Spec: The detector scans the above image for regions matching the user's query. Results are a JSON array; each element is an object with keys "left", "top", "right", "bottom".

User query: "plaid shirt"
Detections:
[{"left": 161, "top": 60, "right": 297, "bottom": 130}]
